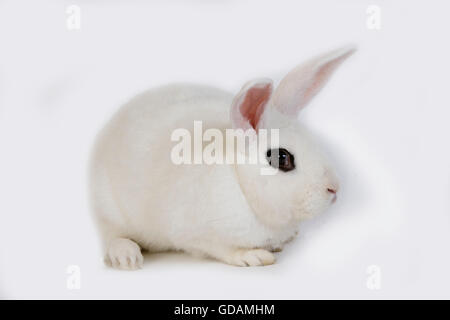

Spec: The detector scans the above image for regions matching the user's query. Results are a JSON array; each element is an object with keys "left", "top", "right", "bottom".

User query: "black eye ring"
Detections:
[{"left": 266, "top": 148, "right": 295, "bottom": 172}]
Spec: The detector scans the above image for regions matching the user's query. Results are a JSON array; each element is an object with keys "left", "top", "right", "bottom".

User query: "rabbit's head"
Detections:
[{"left": 230, "top": 46, "right": 355, "bottom": 228}]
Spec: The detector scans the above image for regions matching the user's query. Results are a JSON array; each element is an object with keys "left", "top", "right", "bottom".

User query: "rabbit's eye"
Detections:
[{"left": 266, "top": 148, "right": 295, "bottom": 172}]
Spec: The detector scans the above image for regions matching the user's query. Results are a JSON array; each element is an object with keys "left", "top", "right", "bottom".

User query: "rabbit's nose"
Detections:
[
  {"left": 327, "top": 188, "right": 337, "bottom": 194},
  {"left": 327, "top": 187, "right": 338, "bottom": 204}
]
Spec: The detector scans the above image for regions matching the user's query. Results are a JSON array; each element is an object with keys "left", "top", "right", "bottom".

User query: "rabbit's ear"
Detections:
[
  {"left": 272, "top": 45, "right": 356, "bottom": 116},
  {"left": 230, "top": 78, "right": 273, "bottom": 131}
]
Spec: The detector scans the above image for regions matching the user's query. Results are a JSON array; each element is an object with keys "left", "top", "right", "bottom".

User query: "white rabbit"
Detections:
[{"left": 89, "top": 46, "right": 355, "bottom": 270}]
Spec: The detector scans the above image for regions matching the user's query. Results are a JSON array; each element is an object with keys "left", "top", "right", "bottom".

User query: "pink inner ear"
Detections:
[
  {"left": 240, "top": 84, "right": 272, "bottom": 129},
  {"left": 302, "top": 58, "right": 344, "bottom": 107}
]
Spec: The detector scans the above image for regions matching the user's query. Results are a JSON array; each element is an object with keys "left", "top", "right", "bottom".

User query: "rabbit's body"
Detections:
[
  {"left": 91, "top": 85, "right": 296, "bottom": 261},
  {"left": 90, "top": 46, "right": 355, "bottom": 269}
]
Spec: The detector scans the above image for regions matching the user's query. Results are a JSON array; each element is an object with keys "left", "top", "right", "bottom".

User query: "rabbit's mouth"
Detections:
[
  {"left": 291, "top": 191, "right": 336, "bottom": 221},
  {"left": 331, "top": 194, "right": 337, "bottom": 204}
]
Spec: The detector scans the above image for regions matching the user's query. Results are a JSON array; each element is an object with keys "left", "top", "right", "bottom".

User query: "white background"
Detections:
[{"left": 1, "top": 0, "right": 449, "bottom": 299}]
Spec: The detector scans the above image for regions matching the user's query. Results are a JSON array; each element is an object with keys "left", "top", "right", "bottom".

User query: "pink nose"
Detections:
[{"left": 327, "top": 188, "right": 337, "bottom": 194}]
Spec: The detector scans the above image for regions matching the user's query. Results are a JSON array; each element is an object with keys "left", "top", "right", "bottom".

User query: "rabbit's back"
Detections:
[{"left": 90, "top": 84, "right": 261, "bottom": 250}]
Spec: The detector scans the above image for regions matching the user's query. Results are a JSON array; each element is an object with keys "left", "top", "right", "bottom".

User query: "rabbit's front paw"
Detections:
[
  {"left": 267, "top": 245, "right": 283, "bottom": 252},
  {"left": 104, "top": 238, "right": 144, "bottom": 270},
  {"left": 231, "top": 249, "right": 276, "bottom": 267}
]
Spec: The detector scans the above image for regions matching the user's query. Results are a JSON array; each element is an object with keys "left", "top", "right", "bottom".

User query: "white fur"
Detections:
[{"left": 89, "top": 46, "right": 355, "bottom": 269}]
